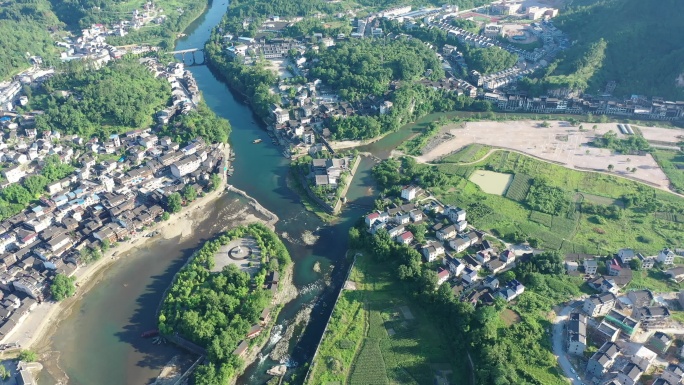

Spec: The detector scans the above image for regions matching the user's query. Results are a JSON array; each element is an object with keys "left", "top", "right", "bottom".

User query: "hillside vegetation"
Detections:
[
  {"left": 0, "top": 0, "right": 62, "bottom": 79},
  {"left": 546, "top": 0, "right": 684, "bottom": 98}
]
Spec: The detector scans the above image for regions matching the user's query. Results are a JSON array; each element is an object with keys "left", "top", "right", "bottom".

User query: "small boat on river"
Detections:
[
  {"left": 141, "top": 329, "right": 159, "bottom": 338},
  {"left": 253, "top": 139, "right": 262, "bottom": 144}
]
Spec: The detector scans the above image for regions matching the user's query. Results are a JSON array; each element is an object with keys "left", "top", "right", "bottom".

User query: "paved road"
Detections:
[{"left": 552, "top": 301, "right": 584, "bottom": 385}]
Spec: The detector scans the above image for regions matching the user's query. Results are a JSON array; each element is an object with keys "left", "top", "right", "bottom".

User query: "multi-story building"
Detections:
[
  {"left": 583, "top": 293, "right": 617, "bottom": 317},
  {"left": 567, "top": 313, "right": 587, "bottom": 355}
]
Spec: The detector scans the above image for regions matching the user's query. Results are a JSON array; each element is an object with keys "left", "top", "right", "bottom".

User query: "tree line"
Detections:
[{"left": 159, "top": 223, "right": 291, "bottom": 385}]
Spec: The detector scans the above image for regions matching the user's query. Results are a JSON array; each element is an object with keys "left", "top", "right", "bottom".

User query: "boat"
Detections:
[
  {"left": 141, "top": 329, "right": 159, "bottom": 338},
  {"left": 253, "top": 139, "right": 262, "bottom": 144}
]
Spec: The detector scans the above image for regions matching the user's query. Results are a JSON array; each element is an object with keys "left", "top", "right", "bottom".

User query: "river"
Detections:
[
  {"left": 37, "top": 1, "right": 382, "bottom": 384},
  {"left": 36, "top": 0, "right": 441, "bottom": 382}
]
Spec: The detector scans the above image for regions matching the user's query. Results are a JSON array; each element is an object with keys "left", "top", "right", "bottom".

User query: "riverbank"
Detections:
[
  {"left": 231, "top": 262, "right": 297, "bottom": 385},
  {"left": 5, "top": 146, "right": 232, "bottom": 359}
]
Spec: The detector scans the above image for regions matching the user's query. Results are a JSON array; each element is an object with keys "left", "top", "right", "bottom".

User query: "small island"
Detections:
[
  {"left": 158, "top": 223, "right": 292, "bottom": 384},
  {"left": 291, "top": 152, "right": 360, "bottom": 214}
]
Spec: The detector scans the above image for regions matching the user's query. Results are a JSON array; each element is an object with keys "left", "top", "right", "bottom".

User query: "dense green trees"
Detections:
[
  {"left": 36, "top": 59, "right": 171, "bottom": 138},
  {"left": 167, "top": 193, "right": 182, "bottom": 213},
  {"left": 158, "top": 103, "right": 231, "bottom": 145},
  {"left": 525, "top": 178, "right": 571, "bottom": 216},
  {"left": 41, "top": 154, "right": 75, "bottom": 182},
  {"left": 309, "top": 38, "right": 445, "bottom": 101},
  {"left": 159, "top": 223, "right": 291, "bottom": 385},
  {"left": 462, "top": 46, "right": 518, "bottom": 75},
  {"left": 50, "top": 274, "right": 76, "bottom": 301},
  {"left": 205, "top": 35, "right": 280, "bottom": 118},
  {"left": 328, "top": 84, "right": 490, "bottom": 140},
  {"left": 592, "top": 131, "right": 651, "bottom": 154},
  {"left": 18, "top": 350, "right": 38, "bottom": 362},
  {"left": 0, "top": 0, "right": 61, "bottom": 80},
  {"left": 550, "top": 0, "right": 684, "bottom": 98}
]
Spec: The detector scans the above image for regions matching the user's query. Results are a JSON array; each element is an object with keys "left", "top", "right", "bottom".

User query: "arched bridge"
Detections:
[{"left": 167, "top": 48, "right": 205, "bottom": 66}]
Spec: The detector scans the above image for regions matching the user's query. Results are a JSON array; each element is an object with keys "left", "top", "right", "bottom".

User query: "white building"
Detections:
[
  {"left": 401, "top": 185, "right": 420, "bottom": 201},
  {"left": 2, "top": 165, "right": 25, "bottom": 184},
  {"left": 658, "top": 248, "right": 675, "bottom": 265},
  {"left": 170, "top": 155, "right": 201, "bottom": 178}
]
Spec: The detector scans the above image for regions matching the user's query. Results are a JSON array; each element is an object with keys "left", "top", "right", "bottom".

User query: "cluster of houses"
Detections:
[
  {"left": 429, "top": 20, "right": 549, "bottom": 63},
  {"left": 0, "top": 116, "right": 228, "bottom": 343},
  {"left": 486, "top": 91, "right": 684, "bottom": 121},
  {"left": 560, "top": 246, "right": 684, "bottom": 384},
  {"left": 140, "top": 59, "right": 201, "bottom": 121},
  {"left": 365, "top": 184, "right": 526, "bottom": 306},
  {"left": 0, "top": 68, "right": 55, "bottom": 112},
  {"left": 565, "top": 248, "right": 677, "bottom": 297},
  {"left": 309, "top": 156, "right": 353, "bottom": 188},
  {"left": 567, "top": 288, "right": 684, "bottom": 384}
]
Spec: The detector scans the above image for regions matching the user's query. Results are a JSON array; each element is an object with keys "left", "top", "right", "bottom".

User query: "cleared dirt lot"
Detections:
[{"left": 418, "top": 120, "right": 672, "bottom": 189}]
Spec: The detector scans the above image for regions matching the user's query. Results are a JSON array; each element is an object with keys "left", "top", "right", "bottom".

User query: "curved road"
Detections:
[{"left": 552, "top": 301, "right": 585, "bottom": 385}]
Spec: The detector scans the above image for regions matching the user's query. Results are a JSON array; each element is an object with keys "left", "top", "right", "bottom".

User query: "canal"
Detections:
[{"left": 38, "top": 0, "right": 430, "bottom": 383}]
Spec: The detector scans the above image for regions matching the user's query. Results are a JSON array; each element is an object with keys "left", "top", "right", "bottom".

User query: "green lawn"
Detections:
[
  {"left": 440, "top": 143, "right": 491, "bottom": 164},
  {"left": 432, "top": 150, "right": 684, "bottom": 254},
  {"left": 626, "top": 270, "right": 684, "bottom": 292},
  {"left": 306, "top": 254, "right": 469, "bottom": 385},
  {"left": 653, "top": 149, "right": 684, "bottom": 194}
]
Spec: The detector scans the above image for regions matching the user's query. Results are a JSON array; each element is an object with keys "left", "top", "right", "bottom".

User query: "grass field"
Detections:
[
  {"left": 440, "top": 144, "right": 491, "bottom": 164},
  {"left": 306, "top": 254, "right": 469, "bottom": 385},
  {"left": 626, "top": 270, "right": 684, "bottom": 292},
  {"left": 653, "top": 149, "right": 684, "bottom": 193},
  {"left": 433, "top": 150, "right": 684, "bottom": 254}
]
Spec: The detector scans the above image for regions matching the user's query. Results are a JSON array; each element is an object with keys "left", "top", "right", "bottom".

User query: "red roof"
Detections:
[
  {"left": 400, "top": 231, "right": 414, "bottom": 240},
  {"left": 367, "top": 213, "right": 379, "bottom": 220},
  {"left": 437, "top": 268, "right": 450, "bottom": 279}
]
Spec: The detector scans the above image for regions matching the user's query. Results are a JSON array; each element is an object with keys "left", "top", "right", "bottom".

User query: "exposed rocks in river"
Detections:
[
  {"left": 301, "top": 230, "right": 318, "bottom": 245},
  {"left": 270, "top": 303, "right": 313, "bottom": 363}
]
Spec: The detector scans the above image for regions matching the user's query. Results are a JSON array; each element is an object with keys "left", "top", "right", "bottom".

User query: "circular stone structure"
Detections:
[{"left": 229, "top": 245, "right": 251, "bottom": 260}]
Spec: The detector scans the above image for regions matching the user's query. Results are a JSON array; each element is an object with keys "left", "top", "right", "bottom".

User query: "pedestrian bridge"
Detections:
[{"left": 167, "top": 48, "right": 205, "bottom": 66}]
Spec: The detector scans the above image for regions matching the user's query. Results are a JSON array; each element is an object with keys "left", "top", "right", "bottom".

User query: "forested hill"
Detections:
[
  {"left": 551, "top": 0, "right": 684, "bottom": 99},
  {"left": 0, "top": 0, "right": 62, "bottom": 79}
]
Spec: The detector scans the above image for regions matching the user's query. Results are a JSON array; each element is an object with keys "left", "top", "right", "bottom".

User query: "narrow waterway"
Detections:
[{"left": 38, "top": 1, "right": 431, "bottom": 383}]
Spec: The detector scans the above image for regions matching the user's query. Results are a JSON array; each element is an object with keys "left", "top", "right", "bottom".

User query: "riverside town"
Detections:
[{"left": 0, "top": 0, "right": 683, "bottom": 384}]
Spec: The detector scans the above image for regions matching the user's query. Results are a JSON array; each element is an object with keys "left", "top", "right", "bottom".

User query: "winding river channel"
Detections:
[{"left": 36, "top": 1, "right": 434, "bottom": 384}]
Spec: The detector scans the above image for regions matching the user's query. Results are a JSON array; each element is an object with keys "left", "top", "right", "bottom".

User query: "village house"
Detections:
[
  {"left": 583, "top": 293, "right": 617, "bottom": 317},
  {"left": 604, "top": 309, "right": 640, "bottom": 338},
  {"left": 444, "top": 255, "right": 465, "bottom": 277},
  {"left": 170, "top": 154, "right": 202, "bottom": 178},
  {"left": 608, "top": 258, "right": 622, "bottom": 276},
  {"left": 584, "top": 258, "right": 598, "bottom": 275},
  {"left": 497, "top": 279, "right": 524, "bottom": 302},
  {"left": 400, "top": 185, "right": 421, "bottom": 201},
  {"left": 567, "top": 313, "right": 587, "bottom": 355},
  {"left": 586, "top": 342, "right": 619, "bottom": 378},
  {"left": 647, "top": 331, "right": 673, "bottom": 354},
  {"left": 445, "top": 206, "right": 466, "bottom": 223},
  {"left": 627, "top": 290, "right": 654, "bottom": 308},
  {"left": 436, "top": 268, "right": 450, "bottom": 286},
  {"left": 617, "top": 248, "right": 636, "bottom": 264},
  {"left": 658, "top": 248, "right": 675, "bottom": 265},
  {"left": 395, "top": 231, "right": 414, "bottom": 245},
  {"left": 666, "top": 266, "right": 684, "bottom": 282},
  {"left": 437, "top": 225, "right": 457, "bottom": 242},
  {"left": 461, "top": 267, "right": 478, "bottom": 284},
  {"left": 638, "top": 253, "right": 656, "bottom": 269},
  {"left": 483, "top": 275, "right": 499, "bottom": 290},
  {"left": 421, "top": 241, "right": 445, "bottom": 262}
]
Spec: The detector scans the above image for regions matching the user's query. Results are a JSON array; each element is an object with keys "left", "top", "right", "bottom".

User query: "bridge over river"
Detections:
[{"left": 167, "top": 48, "right": 205, "bottom": 65}]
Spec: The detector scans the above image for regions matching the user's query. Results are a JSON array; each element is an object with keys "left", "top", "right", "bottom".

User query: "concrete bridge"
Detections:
[{"left": 167, "top": 48, "right": 205, "bottom": 66}]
